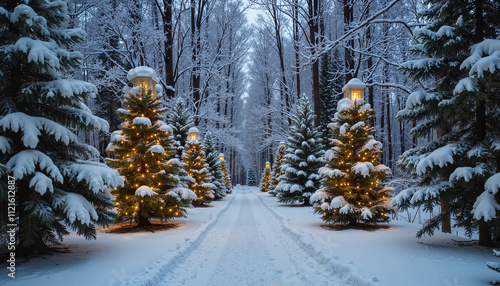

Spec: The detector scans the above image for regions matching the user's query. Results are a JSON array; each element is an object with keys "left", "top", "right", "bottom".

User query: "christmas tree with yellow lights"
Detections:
[
  {"left": 269, "top": 142, "right": 286, "bottom": 196},
  {"left": 107, "top": 68, "right": 196, "bottom": 227},
  {"left": 260, "top": 162, "right": 272, "bottom": 192},
  {"left": 219, "top": 154, "right": 232, "bottom": 193},
  {"left": 311, "top": 97, "right": 392, "bottom": 225},
  {"left": 182, "top": 127, "right": 215, "bottom": 205}
]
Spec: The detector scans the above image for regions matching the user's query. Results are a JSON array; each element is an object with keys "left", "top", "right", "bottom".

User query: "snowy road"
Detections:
[{"left": 153, "top": 187, "right": 341, "bottom": 286}]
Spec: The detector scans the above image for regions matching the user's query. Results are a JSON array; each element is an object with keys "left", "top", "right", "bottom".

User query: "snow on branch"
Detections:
[
  {"left": 61, "top": 192, "right": 99, "bottom": 226},
  {"left": 62, "top": 161, "right": 124, "bottom": 193},
  {"left": 461, "top": 39, "right": 500, "bottom": 77},
  {"left": 61, "top": 105, "right": 110, "bottom": 132},
  {"left": 135, "top": 186, "right": 157, "bottom": 197},
  {"left": 14, "top": 37, "right": 60, "bottom": 68},
  {"left": 0, "top": 136, "right": 12, "bottom": 154},
  {"left": 167, "top": 188, "right": 197, "bottom": 201},
  {"left": 7, "top": 150, "right": 63, "bottom": 182},
  {"left": 29, "top": 172, "right": 54, "bottom": 195},
  {"left": 132, "top": 117, "right": 152, "bottom": 126},
  {"left": 41, "top": 79, "right": 98, "bottom": 99},
  {"left": 416, "top": 144, "right": 460, "bottom": 175},
  {"left": 0, "top": 112, "right": 78, "bottom": 148},
  {"left": 352, "top": 162, "right": 374, "bottom": 177},
  {"left": 453, "top": 77, "right": 478, "bottom": 94},
  {"left": 485, "top": 173, "right": 500, "bottom": 195},
  {"left": 472, "top": 191, "right": 500, "bottom": 222}
]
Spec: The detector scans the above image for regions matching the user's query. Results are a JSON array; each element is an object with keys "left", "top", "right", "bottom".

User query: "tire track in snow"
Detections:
[{"left": 160, "top": 186, "right": 341, "bottom": 285}]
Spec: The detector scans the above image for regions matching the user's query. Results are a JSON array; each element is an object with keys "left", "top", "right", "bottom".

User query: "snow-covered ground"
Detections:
[
  {"left": 2, "top": 186, "right": 498, "bottom": 285},
  {"left": 1, "top": 198, "right": 232, "bottom": 286}
]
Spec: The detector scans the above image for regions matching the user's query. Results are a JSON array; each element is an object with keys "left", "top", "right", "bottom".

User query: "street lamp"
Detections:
[
  {"left": 342, "top": 78, "right": 366, "bottom": 101},
  {"left": 127, "top": 66, "right": 159, "bottom": 97},
  {"left": 219, "top": 153, "right": 224, "bottom": 161},
  {"left": 187, "top": 127, "right": 201, "bottom": 140}
]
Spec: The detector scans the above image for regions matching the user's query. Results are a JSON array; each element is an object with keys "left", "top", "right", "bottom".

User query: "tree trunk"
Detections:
[
  {"left": 191, "top": 0, "right": 205, "bottom": 124},
  {"left": 478, "top": 220, "right": 493, "bottom": 246},
  {"left": 437, "top": 119, "right": 451, "bottom": 233},
  {"left": 343, "top": 0, "right": 354, "bottom": 83},
  {"left": 308, "top": 0, "right": 321, "bottom": 127},
  {"left": 293, "top": 0, "right": 300, "bottom": 97},
  {"left": 163, "top": 0, "right": 175, "bottom": 98}
]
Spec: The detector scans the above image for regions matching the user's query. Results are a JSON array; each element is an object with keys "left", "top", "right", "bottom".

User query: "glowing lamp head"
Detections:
[
  {"left": 127, "top": 66, "right": 159, "bottom": 97},
  {"left": 279, "top": 141, "right": 286, "bottom": 147},
  {"left": 187, "top": 127, "right": 201, "bottom": 141},
  {"left": 219, "top": 153, "right": 224, "bottom": 161},
  {"left": 342, "top": 78, "right": 366, "bottom": 101},
  {"left": 265, "top": 162, "right": 270, "bottom": 168}
]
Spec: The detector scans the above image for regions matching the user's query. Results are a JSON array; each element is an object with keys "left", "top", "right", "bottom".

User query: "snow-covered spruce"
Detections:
[
  {"left": 319, "top": 50, "right": 344, "bottom": 149},
  {"left": 182, "top": 132, "right": 215, "bottom": 205},
  {"left": 275, "top": 96, "right": 324, "bottom": 205},
  {"left": 395, "top": 3, "right": 500, "bottom": 245},
  {"left": 269, "top": 142, "right": 286, "bottom": 196},
  {"left": 246, "top": 169, "right": 257, "bottom": 186},
  {"left": 260, "top": 162, "right": 271, "bottom": 192},
  {"left": 106, "top": 68, "right": 195, "bottom": 227},
  {"left": 203, "top": 132, "right": 226, "bottom": 200},
  {"left": 0, "top": 0, "right": 123, "bottom": 255},
  {"left": 311, "top": 96, "right": 392, "bottom": 225},
  {"left": 167, "top": 98, "right": 195, "bottom": 188}
]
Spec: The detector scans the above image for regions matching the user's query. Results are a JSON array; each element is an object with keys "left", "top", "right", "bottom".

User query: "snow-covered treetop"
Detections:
[
  {"left": 127, "top": 66, "right": 159, "bottom": 83},
  {"left": 341, "top": 78, "right": 366, "bottom": 93}
]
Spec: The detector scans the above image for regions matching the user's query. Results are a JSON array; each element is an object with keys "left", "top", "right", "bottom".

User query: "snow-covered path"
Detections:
[{"left": 154, "top": 187, "right": 340, "bottom": 285}]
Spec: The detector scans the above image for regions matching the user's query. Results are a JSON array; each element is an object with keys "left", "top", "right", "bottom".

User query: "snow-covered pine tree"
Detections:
[
  {"left": 269, "top": 142, "right": 286, "bottom": 196},
  {"left": 0, "top": 0, "right": 124, "bottom": 255},
  {"left": 183, "top": 127, "right": 215, "bottom": 205},
  {"left": 276, "top": 96, "right": 324, "bottom": 205},
  {"left": 260, "top": 162, "right": 271, "bottom": 192},
  {"left": 106, "top": 67, "right": 196, "bottom": 227},
  {"left": 311, "top": 94, "right": 393, "bottom": 225},
  {"left": 203, "top": 132, "right": 226, "bottom": 200},
  {"left": 168, "top": 98, "right": 195, "bottom": 158},
  {"left": 319, "top": 51, "right": 344, "bottom": 149},
  {"left": 167, "top": 98, "right": 195, "bottom": 187},
  {"left": 246, "top": 170, "right": 257, "bottom": 186},
  {"left": 219, "top": 153, "right": 232, "bottom": 193},
  {"left": 394, "top": 0, "right": 500, "bottom": 246}
]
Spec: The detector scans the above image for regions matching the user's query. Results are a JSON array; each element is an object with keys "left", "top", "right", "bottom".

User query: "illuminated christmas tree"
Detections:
[
  {"left": 269, "top": 142, "right": 286, "bottom": 196},
  {"left": 219, "top": 153, "right": 232, "bottom": 193},
  {"left": 311, "top": 79, "right": 392, "bottom": 225},
  {"left": 182, "top": 127, "right": 215, "bottom": 205},
  {"left": 107, "top": 67, "right": 196, "bottom": 227},
  {"left": 260, "top": 162, "right": 272, "bottom": 192}
]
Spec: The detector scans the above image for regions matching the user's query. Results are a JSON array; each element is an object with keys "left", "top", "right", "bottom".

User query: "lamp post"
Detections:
[
  {"left": 187, "top": 127, "right": 201, "bottom": 140},
  {"left": 265, "top": 162, "right": 270, "bottom": 168},
  {"left": 127, "top": 66, "right": 159, "bottom": 97},
  {"left": 219, "top": 153, "right": 224, "bottom": 161},
  {"left": 342, "top": 78, "right": 366, "bottom": 101}
]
